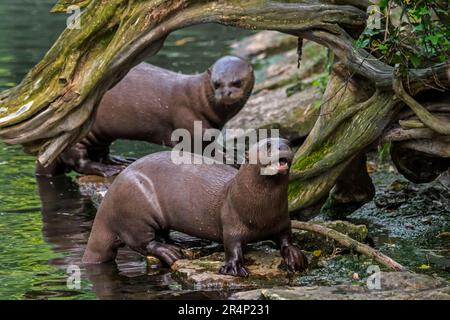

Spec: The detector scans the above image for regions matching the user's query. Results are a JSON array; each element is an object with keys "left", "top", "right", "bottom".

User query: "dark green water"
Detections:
[{"left": 0, "top": 0, "right": 251, "bottom": 300}]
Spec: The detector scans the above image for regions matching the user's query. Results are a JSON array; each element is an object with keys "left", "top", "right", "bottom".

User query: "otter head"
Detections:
[
  {"left": 209, "top": 56, "right": 254, "bottom": 107},
  {"left": 246, "top": 138, "right": 294, "bottom": 176}
]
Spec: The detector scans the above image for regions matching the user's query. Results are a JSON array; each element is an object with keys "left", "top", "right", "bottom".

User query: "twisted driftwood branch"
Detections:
[
  {"left": 393, "top": 65, "right": 450, "bottom": 136},
  {"left": 287, "top": 63, "right": 399, "bottom": 216},
  {"left": 400, "top": 140, "right": 450, "bottom": 158},
  {"left": 0, "top": 0, "right": 369, "bottom": 166},
  {"left": 383, "top": 127, "right": 439, "bottom": 142},
  {"left": 0, "top": 0, "right": 448, "bottom": 219},
  {"left": 291, "top": 220, "right": 407, "bottom": 271},
  {"left": 302, "top": 29, "right": 450, "bottom": 90}
]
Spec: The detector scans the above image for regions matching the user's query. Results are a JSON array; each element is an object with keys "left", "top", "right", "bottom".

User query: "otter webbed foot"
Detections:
[
  {"left": 146, "top": 242, "right": 184, "bottom": 266},
  {"left": 219, "top": 260, "right": 249, "bottom": 278},
  {"left": 281, "top": 244, "right": 308, "bottom": 272}
]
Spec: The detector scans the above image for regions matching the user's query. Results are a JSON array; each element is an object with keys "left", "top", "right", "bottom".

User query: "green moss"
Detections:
[
  {"left": 292, "top": 141, "right": 333, "bottom": 171},
  {"left": 51, "top": 0, "right": 93, "bottom": 13},
  {"left": 288, "top": 179, "right": 304, "bottom": 202}
]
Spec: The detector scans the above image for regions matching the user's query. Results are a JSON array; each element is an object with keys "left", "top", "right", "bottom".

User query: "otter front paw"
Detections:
[
  {"left": 219, "top": 261, "right": 249, "bottom": 278},
  {"left": 147, "top": 243, "right": 184, "bottom": 266},
  {"left": 281, "top": 245, "right": 308, "bottom": 272}
]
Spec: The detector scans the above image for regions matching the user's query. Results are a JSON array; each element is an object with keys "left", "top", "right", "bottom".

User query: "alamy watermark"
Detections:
[
  {"left": 67, "top": 5, "right": 82, "bottom": 30},
  {"left": 367, "top": 4, "right": 382, "bottom": 30},
  {"left": 66, "top": 265, "right": 81, "bottom": 290},
  {"left": 366, "top": 265, "right": 382, "bottom": 290},
  {"left": 170, "top": 121, "right": 286, "bottom": 175}
]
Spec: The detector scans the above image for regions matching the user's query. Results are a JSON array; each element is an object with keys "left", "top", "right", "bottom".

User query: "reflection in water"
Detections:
[
  {"left": 0, "top": 0, "right": 252, "bottom": 299},
  {"left": 36, "top": 176, "right": 94, "bottom": 266},
  {"left": 0, "top": 0, "right": 67, "bottom": 90},
  {"left": 36, "top": 175, "right": 227, "bottom": 299},
  {"left": 0, "top": 1, "right": 252, "bottom": 91}
]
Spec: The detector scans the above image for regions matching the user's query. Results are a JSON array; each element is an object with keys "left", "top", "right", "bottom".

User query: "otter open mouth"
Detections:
[{"left": 277, "top": 157, "right": 289, "bottom": 174}]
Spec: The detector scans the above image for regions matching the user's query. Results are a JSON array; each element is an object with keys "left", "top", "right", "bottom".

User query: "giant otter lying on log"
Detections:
[
  {"left": 36, "top": 56, "right": 254, "bottom": 177},
  {"left": 82, "top": 138, "right": 308, "bottom": 277}
]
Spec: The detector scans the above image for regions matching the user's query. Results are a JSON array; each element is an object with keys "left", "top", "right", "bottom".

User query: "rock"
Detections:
[
  {"left": 231, "top": 31, "right": 298, "bottom": 59},
  {"left": 226, "top": 35, "right": 327, "bottom": 143},
  {"left": 171, "top": 249, "right": 292, "bottom": 290},
  {"left": 379, "top": 272, "right": 448, "bottom": 291},
  {"left": 438, "top": 232, "right": 450, "bottom": 238},
  {"left": 225, "top": 86, "right": 321, "bottom": 142},
  {"left": 252, "top": 42, "right": 328, "bottom": 94},
  {"left": 76, "top": 175, "right": 115, "bottom": 207},
  {"left": 224, "top": 58, "right": 323, "bottom": 143},
  {"left": 230, "top": 272, "right": 450, "bottom": 300},
  {"left": 293, "top": 220, "right": 368, "bottom": 253}
]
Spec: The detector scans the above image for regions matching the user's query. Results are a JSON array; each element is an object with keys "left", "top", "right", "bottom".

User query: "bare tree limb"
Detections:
[
  {"left": 291, "top": 220, "right": 408, "bottom": 271},
  {"left": 303, "top": 29, "right": 450, "bottom": 90},
  {"left": 401, "top": 140, "right": 450, "bottom": 158},
  {"left": 383, "top": 127, "right": 438, "bottom": 142},
  {"left": 393, "top": 64, "right": 450, "bottom": 135}
]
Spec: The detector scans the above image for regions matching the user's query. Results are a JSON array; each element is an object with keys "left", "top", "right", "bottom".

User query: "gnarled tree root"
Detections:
[
  {"left": 393, "top": 64, "right": 450, "bottom": 136},
  {"left": 390, "top": 142, "right": 450, "bottom": 184}
]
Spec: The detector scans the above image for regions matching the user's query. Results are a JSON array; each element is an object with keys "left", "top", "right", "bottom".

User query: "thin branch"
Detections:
[
  {"left": 383, "top": 127, "right": 437, "bottom": 142},
  {"left": 303, "top": 29, "right": 450, "bottom": 91},
  {"left": 291, "top": 220, "right": 408, "bottom": 271}
]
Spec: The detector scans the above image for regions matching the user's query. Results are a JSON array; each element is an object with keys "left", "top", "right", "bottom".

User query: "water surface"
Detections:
[{"left": 0, "top": 0, "right": 251, "bottom": 300}]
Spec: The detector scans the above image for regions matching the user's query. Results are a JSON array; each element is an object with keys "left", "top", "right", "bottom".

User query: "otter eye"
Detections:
[
  {"left": 232, "top": 80, "right": 242, "bottom": 88},
  {"left": 213, "top": 81, "right": 221, "bottom": 89}
]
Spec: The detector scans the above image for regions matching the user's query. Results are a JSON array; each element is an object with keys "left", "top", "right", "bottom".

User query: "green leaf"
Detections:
[
  {"left": 356, "top": 38, "right": 370, "bottom": 48},
  {"left": 410, "top": 55, "right": 422, "bottom": 68},
  {"left": 426, "top": 34, "right": 441, "bottom": 46},
  {"left": 379, "top": 0, "right": 389, "bottom": 11},
  {"left": 413, "top": 24, "right": 425, "bottom": 32}
]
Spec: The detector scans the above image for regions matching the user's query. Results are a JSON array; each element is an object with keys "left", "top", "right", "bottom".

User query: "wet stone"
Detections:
[
  {"left": 76, "top": 175, "right": 115, "bottom": 207},
  {"left": 230, "top": 31, "right": 298, "bottom": 59},
  {"left": 171, "top": 250, "right": 290, "bottom": 290},
  {"left": 226, "top": 34, "right": 327, "bottom": 143},
  {"left": 230, "top": 272, "right": 450, "bottom": 300}
]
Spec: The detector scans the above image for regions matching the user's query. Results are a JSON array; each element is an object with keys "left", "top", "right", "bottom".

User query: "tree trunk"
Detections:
[{"left": 0, "top": 0, "right": 448, "bottom": 219}]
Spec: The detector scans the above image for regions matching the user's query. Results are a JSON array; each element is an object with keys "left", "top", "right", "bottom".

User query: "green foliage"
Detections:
[
  {"left": 377, "top": 142, "right": 391, "bottom": 162},
  {"left": 311, "top": 72, "right": 330, "bottom": 94},
  {"left": 356, "top": 0, "right": 450, "bottom": 68}
]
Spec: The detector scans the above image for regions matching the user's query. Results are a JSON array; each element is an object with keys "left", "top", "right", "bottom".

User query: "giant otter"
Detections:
[
  {"left": 36, "top": 56, "right": 254, "bottom": 177},
  {"left": 83, "top": 138, "right": 308, "bottom": 277}
]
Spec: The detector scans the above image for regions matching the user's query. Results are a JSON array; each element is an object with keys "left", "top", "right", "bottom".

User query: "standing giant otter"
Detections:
[
  {"left": 36, "top": 56, "right": 254, "bottom": 177},
  {"left": 83, "top": 138, "right": 308, "bottom": 277}
]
